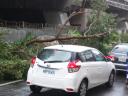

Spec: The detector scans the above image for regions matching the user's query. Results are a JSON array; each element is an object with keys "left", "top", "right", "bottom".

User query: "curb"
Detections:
[{"left": 0, "top": 80, "right": 23, "bottom": 87}]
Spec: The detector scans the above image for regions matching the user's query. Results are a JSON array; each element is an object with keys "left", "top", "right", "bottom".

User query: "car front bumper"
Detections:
[{"left": 114, "top": 63, "right": 127, "bottom": 71}]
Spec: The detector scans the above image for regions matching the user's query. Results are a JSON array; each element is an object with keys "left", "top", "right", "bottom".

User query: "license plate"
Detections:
[
  {"left": 43, "top": 69, "right": 55, "bottom": 75},
  {"left": 118, "top": 56, "right": 126, "bottom": 62}
]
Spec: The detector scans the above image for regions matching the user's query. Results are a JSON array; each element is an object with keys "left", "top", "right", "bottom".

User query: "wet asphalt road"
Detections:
[{"left": 0, "top": 72, "right": 128, "bottom": 96}]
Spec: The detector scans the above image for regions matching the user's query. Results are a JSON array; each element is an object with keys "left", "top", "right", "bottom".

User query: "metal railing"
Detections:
[
  {"left": 0, "top": 20, "right": 47, "bottom": 29},
  {"left": 106, "top": 0, "right": 128, "bottom": 11},
  {"left": 0, "top": 20, "right": 80, "bottom": 30}
]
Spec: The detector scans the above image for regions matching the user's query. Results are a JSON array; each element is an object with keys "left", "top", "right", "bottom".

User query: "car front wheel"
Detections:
[
  {"left": 77, "top": 80, "right": 88, "bottom": 96},
  {"left": 106, "top": 71, "right": 115, "bottom": 87},
  {"left": 30, "top": 85, "right": 42, "bottom": 93}
]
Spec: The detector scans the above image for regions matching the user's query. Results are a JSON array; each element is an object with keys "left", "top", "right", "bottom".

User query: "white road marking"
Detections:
[{"left": 0, "top": 80, "right": 23, "bottom": 87}]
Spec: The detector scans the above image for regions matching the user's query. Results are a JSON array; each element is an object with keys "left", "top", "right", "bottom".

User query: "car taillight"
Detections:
[
  {"left": 31, "top": 57, "right": 36, "bottom": 67},
  {"left": 67, "top": 60, "right": 81, "bottom": 73},
  {"left": 109, "top": 52, "right": 115, "bottom": 61},
  {"left": 109, "top": 55, "right": 115, "bottom": 62}
]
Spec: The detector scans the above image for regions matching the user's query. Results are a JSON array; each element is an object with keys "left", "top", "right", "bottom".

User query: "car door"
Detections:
[
  {"left": 91, "top": 49, "right": 109, "bottom": 84},
  {"left": 79, "top": 50, "right": 102, "bottom": 88}
]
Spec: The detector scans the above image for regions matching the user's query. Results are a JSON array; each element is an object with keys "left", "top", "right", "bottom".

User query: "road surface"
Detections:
[{"left": 0, "top": 72, "right": 128, "bottom": 96}]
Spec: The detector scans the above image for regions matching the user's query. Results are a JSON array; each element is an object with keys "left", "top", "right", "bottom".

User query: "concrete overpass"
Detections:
[
  {"left": 0, "top": 0, "right": 87, "bottom": 28},
  {"left": 0, "top": 0, "right": 128, "bottom": 22},
  {"left": 0, "top": 0, "right": 86, "bottom": 28},
  {"left": 0, "top": 0, "right": 82, "bottom": 10},
  {"left": 0, "top": 0, "right": 128, "bottom": 32},
  {"left": 106, "top": 0, "right": 128, "bottom": 11},
  {"left": 106, "top": 0, "right": 128, "bottom": 34}
]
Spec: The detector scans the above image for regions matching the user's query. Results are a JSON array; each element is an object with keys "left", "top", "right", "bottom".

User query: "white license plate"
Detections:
[
  {"left": 118, "top": 56, "right": 126, "bottom": 62},
  {"left": 43, "top": 69, "right": 55, "bottom": 75}
]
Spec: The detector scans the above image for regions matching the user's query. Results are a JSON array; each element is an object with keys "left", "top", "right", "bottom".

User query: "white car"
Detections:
[{"left": 27, "top": 45, "right": 115, "bottom": 96}]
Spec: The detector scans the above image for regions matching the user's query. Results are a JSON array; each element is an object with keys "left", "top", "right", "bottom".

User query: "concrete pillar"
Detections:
[
  {"left": 70, "top": 9, "right": 91, "bottom": 31},
  {"left": 43, "top": 11, "right": 70, "bottom": 27},
  {"left": 60, "top": 12, "right": 70, "bottom": 25}
]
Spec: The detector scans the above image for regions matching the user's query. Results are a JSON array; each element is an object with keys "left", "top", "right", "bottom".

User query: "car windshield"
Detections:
[
  {"left": 37, "top": 49, "right": 73, "bottom": 62},
  {"left": 112, "top": 46, "right": 128, "bottom": 54}
]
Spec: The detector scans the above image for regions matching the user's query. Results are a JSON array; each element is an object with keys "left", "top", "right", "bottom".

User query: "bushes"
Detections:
[
  {"left": 0, "top": 59, "right": 29, "bottom": 81},
  {"left": 0, "top": 32, "right": 32, "bottom": 81}
]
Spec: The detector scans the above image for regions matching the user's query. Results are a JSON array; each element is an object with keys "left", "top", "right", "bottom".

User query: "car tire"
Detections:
[
  {"left": 77, "top": 80, "right": 88, "bottom": 96},
  {"left": 106, "top": 71, "right": 115, "bottom": 87},
  {"left": 30, "top": 85, "right": 42, "bottom": 93}
]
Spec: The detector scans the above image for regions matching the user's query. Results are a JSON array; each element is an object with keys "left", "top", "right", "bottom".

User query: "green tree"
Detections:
[{"left": 81, "top": 0, "right": 119, "bottom": 54}]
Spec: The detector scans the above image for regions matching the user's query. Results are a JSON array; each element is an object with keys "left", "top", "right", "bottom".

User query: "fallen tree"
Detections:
[
  {"left": 26, "top": 32, "right": 108, "bottom": 46},
  {"left": 11, "top": 0, "right": 118, "bottom": 56}
]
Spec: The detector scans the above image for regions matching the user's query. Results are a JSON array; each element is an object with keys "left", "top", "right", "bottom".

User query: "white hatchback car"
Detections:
[{"left": 27, "top": 45, "right": 115, "bottom": 96}]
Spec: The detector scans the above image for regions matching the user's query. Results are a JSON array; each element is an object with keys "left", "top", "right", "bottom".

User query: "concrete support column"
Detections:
[
  {"left": 70, "top": 9, "right": 91, "bottom": 31},
  {"left": 60, "top": 12, "right": 70, "bottom": 25},
  {"left": 44, "top": 11, "right": 70, "bottom": 27}
]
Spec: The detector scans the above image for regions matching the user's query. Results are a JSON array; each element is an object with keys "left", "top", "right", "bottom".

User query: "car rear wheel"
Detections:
[
  {"left": 30, "top": 85, "right": 42, "bottom": 93},
  {"left": 106, "top": 71, "right": 115, "bottom": 87},
  {"left": 77, "top": 80, "right": 87, "bottom": 96}
]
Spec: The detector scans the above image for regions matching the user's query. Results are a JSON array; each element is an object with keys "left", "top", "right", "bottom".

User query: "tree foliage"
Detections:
[
  {"left": 91, "top": 0, "right": 107, "bottom": 11},
  {"left": 120, "top": 33, "right": 128, "bottom": 43},
  {"left": 0, "top": 32, "right": 30, "bottom": 81},
  {"left": 81, "top": 0, "right": 118, "bottom": 54}
]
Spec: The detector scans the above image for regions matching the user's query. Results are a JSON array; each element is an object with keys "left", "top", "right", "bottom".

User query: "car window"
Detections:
[
  {"left": 91, "top": 49, "right": 106, "bottom": 61},
  {"left": 75, "top": 53, "right": 82, "bottom": 61},
  {"left": 80, "top": 50, "right": 95, "bottom": 62},
  {"left": 112, "top": 46, "right": 128, "bottom": 54},
  {"left": 37, "top": 49, "right": 73, "bottom": 62}
]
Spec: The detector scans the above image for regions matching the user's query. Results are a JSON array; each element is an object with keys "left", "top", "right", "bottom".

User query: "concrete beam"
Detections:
[
  {"left": 106, "top": 0, "right": 128, "bottom": 11},
  {"left": 0, "top": 0, "right": 83, "bottom": 11}
]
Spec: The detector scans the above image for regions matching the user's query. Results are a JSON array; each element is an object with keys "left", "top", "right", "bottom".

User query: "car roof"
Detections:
[{"left": 44, "top": 45, "right": 94, "bottom": 52}]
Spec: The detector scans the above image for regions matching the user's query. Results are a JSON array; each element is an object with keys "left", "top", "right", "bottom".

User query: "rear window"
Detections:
[
  {"left": 37, "top": 49, "right": 73, "bottom": 62},
  {"left": 112, "top": 46, "right": 128, "bottom": 54}
]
